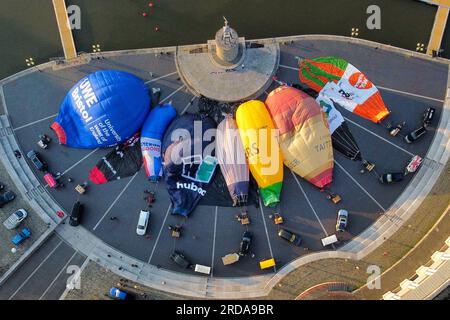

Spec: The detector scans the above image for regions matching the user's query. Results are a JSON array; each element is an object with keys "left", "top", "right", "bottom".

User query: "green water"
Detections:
[{"left": 0, "top": 0, "right": 444, "bottom": 81}]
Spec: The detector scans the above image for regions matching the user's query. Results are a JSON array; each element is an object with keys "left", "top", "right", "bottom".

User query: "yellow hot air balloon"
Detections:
[{"left": 236, "top": 100, "right": 283, "bottom": 207}]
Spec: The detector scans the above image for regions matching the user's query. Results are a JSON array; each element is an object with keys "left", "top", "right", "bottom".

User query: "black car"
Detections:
[
  {"left": 0, "top": 190, "right": 16, "bottom": 208},
  {"left": 69, "top": 201, "right": 83, "bottom": 227},
  {"left": 278, "top": 229, "right": 302, "bottom": 246},
  {"left": 170, "top": 251, "right": 191, "bottom": 269},
  {"left": 422, "top": 107, "right": 436, "bottom": 128},
  {"left": 26, "top": 150, "right": 47, "bottom": 171},
  {"left": 404, "top": 126, "right": 427, "bottom": 144},
  {"left": 379, "top": 172, "right": 404, "bottom": 184},
  {"left": 239, "top": 231, "right": 252, "bottom": 256}
]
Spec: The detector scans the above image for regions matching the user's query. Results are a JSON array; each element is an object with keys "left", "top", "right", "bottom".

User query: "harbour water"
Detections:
[{"left": 0, "top": 0, "right": 447, "bottom": 80}]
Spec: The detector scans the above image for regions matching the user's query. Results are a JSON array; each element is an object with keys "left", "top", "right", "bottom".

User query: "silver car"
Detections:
[
  {"left": 336, "top": 209, "right": 348, "bottom": 232},
  {"left": 3, "top": 209, "right": 28, "bottom": 230}
]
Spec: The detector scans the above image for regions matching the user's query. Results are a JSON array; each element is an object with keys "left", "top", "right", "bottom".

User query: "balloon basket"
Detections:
[
  {"left": 327, "top": 193, "right": 342, "bottom": 204},
  {"left": 273, "top": 213, "right": 284, "bottom": 225},
  {"left": 236, "top": 212, "right": 250, "bottom": 225}
]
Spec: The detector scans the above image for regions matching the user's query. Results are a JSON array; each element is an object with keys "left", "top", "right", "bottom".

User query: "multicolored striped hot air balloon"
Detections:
[
  {"left": 236, "top": 100, "right": 283, "bottom": 207},
  {"left": 216, "top": 115, "right": 250, "bottom": 206},
  {"left": 265, "top": 86, "right": 333, "bottom": 189},
  {"left": 299, "top": 56, "right": 390, "bottom": 123}
]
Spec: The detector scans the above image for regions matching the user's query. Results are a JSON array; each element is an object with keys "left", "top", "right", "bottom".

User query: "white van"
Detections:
[
  {"left": 136, "top": 210, "right": 150, "bottom": 236},
  {"left": 321, "top": 234, "right": 338, "bottom": 246},
  {"left": 194, "top": 264, "right": 211, "bottom": 275}
]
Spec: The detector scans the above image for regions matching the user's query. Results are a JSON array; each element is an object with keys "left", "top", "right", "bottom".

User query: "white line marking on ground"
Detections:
[
  {"left": 160, "top": 85, "right": 186, "bottom": 104},
  {"left": 148, "top": 204, "right": 172, "bottom": 264},
  {"left": 144, "top": 71, "right": 177, "bottom": 84},
  {"left": 92, "top": 171, "right": 140, "bottom": 231},
  {"left": 61, "top": 148, "right": 99, "bottom": 176},
  {"left": 258, "top": 200, "right": 276, "bottom": 272},
  {"left": 291, "top": 171, "right": 329, "bottom": 236},
  {"left": 334, "top": 160, "right": 387, "bottom": 212},
  {"left": 38, "top": 250, "right": 78, "bottom": 300},
  {"left": 343, "top": 117, "right": 415, "bottom": 157},
  {"left": 8, "top": 240, "right": 63, "bottom": 300},
  {"left": 211, "top": 206, "right": 218, "bottom": 277},
  {"left": 13, "top": 113, "right": 58, "bottom": 131},
  {"left": 44, "top": 148, "right": 100, "bottom": 189},
  {"left": 181, "top": 96, "right": 197, "bottom": 114},
  {"left": 278, "top": 64, "right": 445, "bottom": 103}
]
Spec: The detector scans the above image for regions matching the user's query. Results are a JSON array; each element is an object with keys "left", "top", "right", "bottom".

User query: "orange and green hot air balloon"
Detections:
[
  {"left": 265, "top": 86, "right": 334, "bottom": 189},
  {"left": 236, "top": 100, "right": 283, "bottom": 207},
  {"left": 299, "top": 56, "right": 390, "bottom": 123}
]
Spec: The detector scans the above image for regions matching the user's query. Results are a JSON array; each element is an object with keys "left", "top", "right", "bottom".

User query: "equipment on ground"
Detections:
[
  {"left": 11, "top": 227, "right": 31, "bottom": 245},
  {"left": 222, "top": 253, "right": 240, "bottom": 265},
  {"left": 259, "top": 258, "right": 276, "bottom": 270}
]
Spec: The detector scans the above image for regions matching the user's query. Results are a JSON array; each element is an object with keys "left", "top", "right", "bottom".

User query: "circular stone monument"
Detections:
[{"left": 176, "top": 18, "right": 279, "bottom": 102}]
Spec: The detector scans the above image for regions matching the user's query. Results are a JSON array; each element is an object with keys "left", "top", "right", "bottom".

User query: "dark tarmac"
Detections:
[{"left": 1, "top": 39, "right": 447, "bottom": 278}]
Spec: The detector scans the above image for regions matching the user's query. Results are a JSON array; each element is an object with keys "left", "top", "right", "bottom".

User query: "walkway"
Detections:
[{"left": 52, "top": 0, "right": 77, "bottom": 60}]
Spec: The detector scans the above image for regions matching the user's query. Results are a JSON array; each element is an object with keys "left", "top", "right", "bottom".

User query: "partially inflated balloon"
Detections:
[
  {"left": 51, "top": 70, "right": 151, "bottom": 148},
  {"left": 236, "top": 100, "right": 283, "bottom": 207},
  {"left": 265, "top": 86, "right": 333, "bottom": 189},
  {"left": 162, "top": 114, "right": 218, "bottom": 217},
  {"left": 89, "top": 134, "right": 142, "bottom": 184},
  {"left": 141, "top": 103, "right": 177, "bottom": 181}
]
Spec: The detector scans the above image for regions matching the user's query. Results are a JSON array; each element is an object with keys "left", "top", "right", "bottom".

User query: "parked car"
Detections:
[
  {"left": 170, "top": 251, "right": 191, "bottom": 269},
  {"left": 69, "top": 201, "right": 83, "bottom": 227},
  {"left": 422, "top": 107, "right": 436, "bottom": 128},
  {"left": 109, "top": 287, "right": 128, "bottom": 300},
  {"left": 336, "top": 209, "right": 349, "bottom": 232},
  {"left": 11, "top": 227, "right": 31, "bottom": 245},
  {"left": 26, "top": 150, "right": 47, "bottom": 171},
  {"left": 136, "top": 210, "right": 150, "bottom": 236},
  {"left": 379, "top": 172, "right": 404, "bottom": 184},
  {"left": 404, "top": 126, "right": 427, "bottom": 144},
  {"left": 3, "top": 209, "right": 28, "bottom": 230},
  {"left": 277, "top": 229, "right": 302, "bottom": 246},
  {"left": 0, "top": 190, "right": 16, "bottom": 208},
  {"left": 239, "top": 231, "right": 252, "bottom": 256}
]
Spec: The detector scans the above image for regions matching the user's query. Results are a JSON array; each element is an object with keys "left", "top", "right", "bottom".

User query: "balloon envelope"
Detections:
[
  {"left": 216, "top": 115, "right": 249, "bottom": 206},
  {"left": 299, "top": 56, "right": 390, "bottom": 123},
  {"left": 51, "top": 70, "right": 150, "bottom": 148},
  {"left": 236, "top": 100, "right": 283, "bottom": 207},
  {"left": 162, "top": 114, "right": 218, "bottom": 217},
  {"left": 316, "top": 93, "right": 362, "bottom": 161},
  {"left": 141, "top": 103, "right": 177, "bottom": 181},
  {"left": 265, "top": 86, "right": 333, "bottom": 189},
  {"left": 89, "top": 134, "right": 142, "bottom": 184}
]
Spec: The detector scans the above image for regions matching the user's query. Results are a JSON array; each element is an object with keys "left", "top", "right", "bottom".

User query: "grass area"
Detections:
[
  {"left": 64, "top": 261, "right": 189, "bottom": 300},
  {"left": 0, "top": 160, "right": 48, "bottom": 278},
  {"left": 267, "top": 159, "right": 450, "bottom": 300}
]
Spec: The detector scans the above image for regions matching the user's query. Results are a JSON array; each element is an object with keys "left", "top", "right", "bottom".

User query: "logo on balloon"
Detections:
[{"left": 349, "top": 72, "right": 373, "bottom": 89}]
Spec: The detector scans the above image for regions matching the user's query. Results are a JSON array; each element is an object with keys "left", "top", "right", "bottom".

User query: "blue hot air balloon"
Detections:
[
  {"left": 51, "top": 70, "right": 151, "bottom": 149},
  {"left": 162, "top": 114, "right": 218, "bottom": 217},
  {"left": 141, "top": 103, "right": 177, "bottom": 181}
]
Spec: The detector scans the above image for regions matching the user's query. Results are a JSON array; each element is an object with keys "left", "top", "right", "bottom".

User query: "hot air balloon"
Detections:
[
  {"left": 299, "top": 56, "right": 390, "bottom": 123},
  {"left": 89, "top": 134, "right": 142, "bottom": 184},
  {"left": 216, "top": 114, "right": 249, "bottom": 207},
  {"left": 236, "top": 100, "right": 283, "bottom": 207},
  {"left": 316, "top": 93, "right": 361, "bottom": 161},
  {"left": 51, "top": 70, "right": 151, "bottom": 149},
  {"left": 141, "top": 103, "right": 177, "bottom": 182},
  {"left": 162, "top": 114, "right": 218, "bottom": 217},
  {"left": 265, "top": 86, "right": 333, "bottom": 190}
]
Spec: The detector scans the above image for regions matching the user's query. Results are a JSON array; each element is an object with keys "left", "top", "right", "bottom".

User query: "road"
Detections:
[{"left": 0, "top": 232, "right": 86, "bottom": 300}]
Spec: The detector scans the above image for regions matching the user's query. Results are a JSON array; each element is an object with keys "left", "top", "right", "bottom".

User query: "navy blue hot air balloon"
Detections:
[
  {"left": 162, "top": 114, "right": 218, "bottom": 217},
  {"left": 51, "top": 70, "right": 151, "bottom": 149},
  {"left": 141, "top": 103, "right": 177, "bottom": 181}
]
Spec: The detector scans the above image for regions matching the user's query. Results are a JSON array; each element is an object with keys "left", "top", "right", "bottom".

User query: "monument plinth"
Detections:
[{"left": 175, "top": 18, "right": 279, "bottom": 102}]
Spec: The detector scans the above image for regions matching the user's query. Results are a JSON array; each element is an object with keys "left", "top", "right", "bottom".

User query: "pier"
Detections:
[
  {"left": 52, "top": 0, "right": 77, "bottom": 60},
  {"left": 423, "top": 0, "right": 450, "bottom": 55}
]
